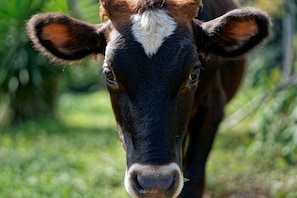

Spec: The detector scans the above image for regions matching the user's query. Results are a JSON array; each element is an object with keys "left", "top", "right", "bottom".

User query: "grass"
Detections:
[
  {"left": 1, "top": 90, "right": 297, "bottom": 198},
  {"left": 0, "top": 91, "right": 129, "bottom": 198}
]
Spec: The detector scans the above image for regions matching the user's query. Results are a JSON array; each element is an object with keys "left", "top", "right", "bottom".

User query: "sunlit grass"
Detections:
[
  {"left": 0, "top": 90, "right": 129, "bottom": 198},
  {"left": 208, "top": 130, "right": 297, "bottom": 197},
  {"left": 208, "top": 88, "right": 297, "bottom": 198}
]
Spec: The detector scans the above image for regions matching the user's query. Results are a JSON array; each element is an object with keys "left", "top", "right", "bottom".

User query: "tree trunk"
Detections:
[
  {"left": 282, "top": 0, "right": 295, "bottom": 83},
  {"left": 11, "top": 76, "right": 58, "bottom": 123}
]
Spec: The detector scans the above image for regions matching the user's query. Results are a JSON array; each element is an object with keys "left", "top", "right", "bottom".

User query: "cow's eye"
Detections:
[
  {"left": 188, "top": 64, "right": 201, "bottom": 84},
  {"left": 102, "top": 62, "right": 117, "bottom": 86}
]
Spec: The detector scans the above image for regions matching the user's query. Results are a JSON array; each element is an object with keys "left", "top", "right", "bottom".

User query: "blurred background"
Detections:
[{"left": 0, "top": 0, "right": 296, "bottom": 197}]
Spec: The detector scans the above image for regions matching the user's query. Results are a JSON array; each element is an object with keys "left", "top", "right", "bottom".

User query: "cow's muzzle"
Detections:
[{"left": 125, "top": 163, "right": 183, "bottom": 198}]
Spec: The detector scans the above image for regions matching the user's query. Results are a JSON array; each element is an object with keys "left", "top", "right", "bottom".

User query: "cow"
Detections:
[{"left": 26, "top": 0, "right": 270, "bottom": 197}]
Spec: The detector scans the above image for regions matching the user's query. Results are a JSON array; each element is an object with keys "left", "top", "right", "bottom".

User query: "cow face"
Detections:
[
  {"left": 104, "top": 13, "right": 200, "bottom": 198},
  {"left": 27, "top": 0, "right": 270, "bottom": 197}
]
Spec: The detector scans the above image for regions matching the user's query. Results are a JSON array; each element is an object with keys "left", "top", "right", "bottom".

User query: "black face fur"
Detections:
[{"left": 105, "top": 24, "right": 200, "bottom": 167}]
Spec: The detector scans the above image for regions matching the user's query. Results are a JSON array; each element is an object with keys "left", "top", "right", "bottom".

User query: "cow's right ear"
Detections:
[
  {"left": 193, "top": 8, "right": 271, "bottom": 58},
  {"left": 27, "top": 13, "right": 110, "bottom": 62}
]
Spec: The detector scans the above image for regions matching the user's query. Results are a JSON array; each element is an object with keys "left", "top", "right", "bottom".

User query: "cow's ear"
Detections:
[
  {"left": 193, "top": 8, "right": 271, "bottom": 57},
  {"left": 27, "top": 13, "right": 110, "bottom": 62}
]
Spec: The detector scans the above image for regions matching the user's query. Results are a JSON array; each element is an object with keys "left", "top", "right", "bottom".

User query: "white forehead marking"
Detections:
[{"left": 131, "top": 9, "right": 177, "bottom": 57}]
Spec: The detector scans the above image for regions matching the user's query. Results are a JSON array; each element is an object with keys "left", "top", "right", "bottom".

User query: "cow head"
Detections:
[{"left": 27, "top": 0, "right": 270, "bottom": 197}]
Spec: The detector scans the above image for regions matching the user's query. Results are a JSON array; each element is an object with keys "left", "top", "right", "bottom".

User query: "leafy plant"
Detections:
[
  {"left": 249, "top": 87, "right": 297, "bottom": 163},
  {"left": 0, "top": 0, "right": 63, "bottom": 123},
  {"left": 0, "top": 0, "right": 101, "bottom": 124}
]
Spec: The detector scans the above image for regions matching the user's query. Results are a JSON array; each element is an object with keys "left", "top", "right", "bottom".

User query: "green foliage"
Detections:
[
  {"left": 249, "top": 84, "right": 297, "bottom": 164},
  {"left": 43, "top": 0, "right": 69, "bottom": 13},
  {"left": 0, "top": 0, "right": 63, "bottom": 123},
  {"left": 242, "top": 0, "right": 285, "bottom": 15},
  {"left": 0, "top": 0, "right": 48, "bottom": 89},
  {"left": 231, "top": 57, "right": 297, "bottom": 165}
]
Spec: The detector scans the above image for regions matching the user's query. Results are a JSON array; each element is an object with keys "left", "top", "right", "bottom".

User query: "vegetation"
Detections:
[
  {"left": 0, "top": 0, "right": 61, "bottom": 123},
  {"left": 0, "top": 91, "right": 127, "bottom": 198},
  {"left": 0, "top": 0, "right": 100, "bottom": 123}
]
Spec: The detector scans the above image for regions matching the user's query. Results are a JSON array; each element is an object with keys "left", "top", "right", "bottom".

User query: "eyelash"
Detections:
[
  {"left": 102, "top": 62, "right": 117, "bottom": 86},
  {"left": 188, "top": 64, "right": 201, "bottom": 84}
]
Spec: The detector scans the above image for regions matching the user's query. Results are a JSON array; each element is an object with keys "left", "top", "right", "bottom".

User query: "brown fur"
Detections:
[{"left": 100, "top": 0, "right": 203, "bottom": 22}]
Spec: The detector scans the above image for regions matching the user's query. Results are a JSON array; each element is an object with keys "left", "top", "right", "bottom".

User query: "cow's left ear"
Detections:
[{"left": 193, "top": 7, "right": 271, "bottom": 57}]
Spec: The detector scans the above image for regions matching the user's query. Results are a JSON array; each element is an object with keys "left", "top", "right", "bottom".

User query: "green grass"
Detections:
[
  {"left": 0, "top": 91, "right": 129, "bottom": 198},
  {"left": 1, "top": 90, "right": 297, "bottom": 197}
]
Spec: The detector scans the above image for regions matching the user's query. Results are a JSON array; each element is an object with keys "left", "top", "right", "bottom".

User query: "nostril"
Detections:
[
  {"left": 125, "top": 163, "right": 183, "bottom": 197},
  {"left": 135, "top": 174, "right": 175, "bottom": 194}
]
